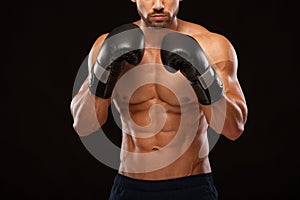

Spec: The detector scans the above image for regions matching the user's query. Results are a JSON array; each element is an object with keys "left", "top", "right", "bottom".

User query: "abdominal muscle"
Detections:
[{"left": 113, "top": 60, "right": 212, "bottom": 180}]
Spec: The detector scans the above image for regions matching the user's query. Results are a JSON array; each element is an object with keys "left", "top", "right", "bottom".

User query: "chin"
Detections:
[{"left": 149, "top": 21, "right": 171, "bottom": 28}]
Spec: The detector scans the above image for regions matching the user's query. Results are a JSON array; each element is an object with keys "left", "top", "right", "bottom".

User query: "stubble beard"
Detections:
[{"left": 139, "top": 8, "right": 179, "bottom": 28}]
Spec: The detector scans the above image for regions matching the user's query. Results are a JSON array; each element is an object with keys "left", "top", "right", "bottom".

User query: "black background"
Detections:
[{"left": 4, "top": 0, "right": 298, "bottom": 199}]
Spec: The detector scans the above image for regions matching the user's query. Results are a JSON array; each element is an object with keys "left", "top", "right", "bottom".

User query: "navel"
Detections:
[{"left": 152, "top": 146, "right": 161, "bottom": 151}]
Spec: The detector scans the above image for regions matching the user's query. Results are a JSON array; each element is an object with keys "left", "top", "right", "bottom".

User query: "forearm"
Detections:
[
  {"left": 201, "top": 94, "right": 247, "bottom": 140},
  {"left": 70, "top": 80, "right": 110, "bottom": 136}
]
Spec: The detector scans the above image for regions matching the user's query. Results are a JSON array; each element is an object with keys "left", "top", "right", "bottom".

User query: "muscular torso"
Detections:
[
  {"left": 113, "top": 29, "right": 212, "bottom": 179},
  {"left": 74, "top": 19, "right": 244, "bottom": 180}
]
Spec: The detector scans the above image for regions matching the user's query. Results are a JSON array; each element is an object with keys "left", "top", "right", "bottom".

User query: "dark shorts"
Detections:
[{"left": 109, "top": 173, "right": 218, "bottom": 200}]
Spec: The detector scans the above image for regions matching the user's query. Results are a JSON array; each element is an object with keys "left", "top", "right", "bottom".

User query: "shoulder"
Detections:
[
  {"left": 87, "top": 33, "right": 109, "bottom": 71},
  {"left": 91, "top": 33, "right": 109, "bottom": 52},
  {"left": 178, "top": 19, "right": 237, "bottom": 65},
  {"left": 195, "top": 32, "right": 237, "bottom": 65},
  {"left": 195, "top": 31, "right": 238, "bottom": 75}
]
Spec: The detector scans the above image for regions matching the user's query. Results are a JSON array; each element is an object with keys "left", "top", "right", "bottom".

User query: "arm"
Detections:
[
  {"left": 196, "top": 33, "right": 248, "bottom": 140},
  {"left": 70, "top": 34, "right": 111, "bottom": 136},
  {"left": 160, "top": 32, "right": 248, "bottom": 140},
  {"left": 70, "top": 23, "right": 145, "bottom": 136}
]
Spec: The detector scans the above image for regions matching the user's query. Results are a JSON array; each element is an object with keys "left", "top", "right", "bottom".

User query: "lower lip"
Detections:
[{"left": 151, "top": 16, "right": 167, "bottom": 21}]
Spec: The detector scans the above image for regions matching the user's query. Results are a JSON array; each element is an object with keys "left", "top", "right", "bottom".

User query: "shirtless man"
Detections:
[{"left": 70, "top": 0, "right": 248, "bottom": 199}]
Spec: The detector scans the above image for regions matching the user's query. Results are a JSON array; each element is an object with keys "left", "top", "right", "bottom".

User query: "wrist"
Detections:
[
  {"left": 191, "top": 66, "right": 224, "bottom": 105},
  {"left": 88, "top": 71, "right": 111, "bottom": 99}
]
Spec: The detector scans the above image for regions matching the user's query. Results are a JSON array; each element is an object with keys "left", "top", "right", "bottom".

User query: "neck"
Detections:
[{"left": 166, "top": 17, "right": 179, "bottom": 30}]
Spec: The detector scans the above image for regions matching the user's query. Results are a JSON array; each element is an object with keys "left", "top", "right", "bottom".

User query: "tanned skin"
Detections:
[{"left": 70, "top": 0, "right": 248, "bottom": 180}]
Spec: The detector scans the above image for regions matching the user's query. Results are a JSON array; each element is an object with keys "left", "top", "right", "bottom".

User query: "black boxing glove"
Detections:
[
  {"left": 88, "top": 23, "right": 145, "bottom": 98},
  {"left": 160, "top": 32, "right": 224, "bottom": 105}
]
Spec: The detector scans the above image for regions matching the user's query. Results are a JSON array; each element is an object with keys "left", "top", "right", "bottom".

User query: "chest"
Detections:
[{"left": 114, "top": 49, "right": 198, "bottom": 106}]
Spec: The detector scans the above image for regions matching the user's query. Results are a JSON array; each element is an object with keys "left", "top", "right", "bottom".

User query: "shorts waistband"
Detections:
[{"left": 114, "top": 173, "right": 214, "bottom": 192}]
